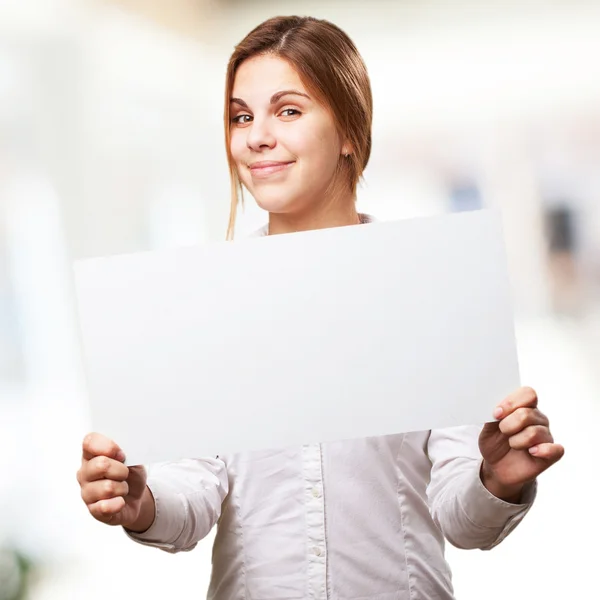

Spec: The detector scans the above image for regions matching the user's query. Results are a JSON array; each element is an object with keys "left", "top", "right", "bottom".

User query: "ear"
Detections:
[{"left": 341, "top": 142, "right": 354, "bottom": 158}]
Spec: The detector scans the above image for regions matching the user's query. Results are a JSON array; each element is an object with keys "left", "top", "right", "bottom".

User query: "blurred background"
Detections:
[{"left": 1, "top": 0, "right": 599, "bottom": 598}]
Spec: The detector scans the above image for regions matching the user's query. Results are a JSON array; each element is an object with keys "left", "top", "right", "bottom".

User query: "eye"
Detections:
[
  {"left": 232, "top": 114, "right": 252, "bottom": 125},
  {"left": 280, "top": 108, "right": 302, "bottom": 118}
]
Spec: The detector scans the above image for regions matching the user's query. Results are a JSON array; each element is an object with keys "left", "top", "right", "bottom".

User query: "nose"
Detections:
[{"left": 246, "top": 116, "right": 276, "bottom": 152}]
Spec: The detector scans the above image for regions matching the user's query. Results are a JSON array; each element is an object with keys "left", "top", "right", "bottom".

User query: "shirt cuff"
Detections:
[
  {"left": 459, "top": 459, "right": 537, "bottom": 530},
  {"left": 123, "top": 477, "right": 186, "bottom": 551}
]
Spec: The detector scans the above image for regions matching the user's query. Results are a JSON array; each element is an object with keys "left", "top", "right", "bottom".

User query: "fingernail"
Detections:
[
  {"left": 529, "top": 446, "right": 539, "bottom": 455},
  {"left": 116, "top": 450, "right": 126, "bottom": 462},
  {"left": 493, "top": 407, "right": 503, "bottom": 419}
]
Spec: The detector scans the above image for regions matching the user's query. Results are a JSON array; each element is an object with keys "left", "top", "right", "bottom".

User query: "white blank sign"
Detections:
[{"left": 73, "top": 210, "right": 520, "bottom": 466}]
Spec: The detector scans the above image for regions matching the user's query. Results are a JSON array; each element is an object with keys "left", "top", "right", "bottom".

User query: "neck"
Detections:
[{"left": 268, "top": 194, "right": 360, "bottom": 236}]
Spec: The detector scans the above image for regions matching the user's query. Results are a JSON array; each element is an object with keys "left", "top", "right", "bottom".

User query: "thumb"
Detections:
[
  {"left": 128, "top": 465, "right": 146, "bottom": 478},
  {"left": 478, "top": 420, "right": 511, "bottom": 464},
  {"left": 480, "top": 421, "right": 501, "bottom": 437},
  {"left": 127, "top": 465, "right": 148, "bottom": 490}
]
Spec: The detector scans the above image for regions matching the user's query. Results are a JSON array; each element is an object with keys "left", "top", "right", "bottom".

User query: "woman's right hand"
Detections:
[{"left": 77, "top": 433, "right": 154, "bottom": 532}]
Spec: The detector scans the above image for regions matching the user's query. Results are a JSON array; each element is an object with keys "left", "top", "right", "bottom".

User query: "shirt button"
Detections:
[
  {"left": 313, "top": 547, "right": 323, "bottom": 557},
  {"left": 311, "top": 487, "right": 321, "bottom": 498}
]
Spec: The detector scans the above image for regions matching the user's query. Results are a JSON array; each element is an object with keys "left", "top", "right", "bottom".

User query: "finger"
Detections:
[
  {"left": 88, "top": 496, "right": 126, "bottom": 524},
  {"left": 82, "top": 479, "right": 129, "bottom": 505},
  {"left": 499, "top": 407, "right": 549, "bottom": 436},
  {"left": 82, "top": 433, "right": 126, "bottom": 463},
  {"left": 508, "top": 425, "right": 553, "bottom": 451},
  {"left": 529, "top": 442, "right": 565, "bottom": 464},
  {"left": 82, "top": 455, "right": 129, "bottom": 483},
  {"left": 494, "top": 386, "right": 538, "bottom": 419}
]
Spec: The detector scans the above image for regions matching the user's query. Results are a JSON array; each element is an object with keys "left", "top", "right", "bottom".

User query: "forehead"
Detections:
[{"left": 232, "top": 55, "right": 307, "bottom": 98}]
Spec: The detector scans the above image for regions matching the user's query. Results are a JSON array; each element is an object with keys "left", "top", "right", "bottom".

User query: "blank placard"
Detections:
[{"left": 73, "top": 210, "right": 520, "bottom": 465}]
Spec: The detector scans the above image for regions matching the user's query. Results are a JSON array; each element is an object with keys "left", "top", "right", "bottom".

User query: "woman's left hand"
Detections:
[{"left": 478, "top": 386, "right": 564, "bottom": 503}]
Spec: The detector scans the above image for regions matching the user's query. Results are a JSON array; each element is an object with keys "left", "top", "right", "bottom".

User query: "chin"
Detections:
[{"left": 251, "top": 190, "right": 304, "bottom": 215}]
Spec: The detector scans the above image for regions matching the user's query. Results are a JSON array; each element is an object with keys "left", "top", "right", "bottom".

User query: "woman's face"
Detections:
[{"left": 229, "top": 54, "right": 347, "bottom": 216}]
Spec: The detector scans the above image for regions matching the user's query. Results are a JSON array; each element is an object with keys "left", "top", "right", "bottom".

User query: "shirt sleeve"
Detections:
[
  {"left": 426, "top": 424, "right": 536, "bottom": 551},
  {"left": 123, "top": 457, "right": 229, "bottom": 554}
]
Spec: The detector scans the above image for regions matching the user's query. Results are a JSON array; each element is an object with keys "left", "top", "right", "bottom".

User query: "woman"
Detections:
[{"left": 76, "top": 16, "right": 564, "bottom": 599}]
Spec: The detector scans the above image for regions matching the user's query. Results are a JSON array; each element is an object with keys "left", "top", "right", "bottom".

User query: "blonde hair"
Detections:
[{"left": 224, "top": 16, "right": 373, "bottom": 240}]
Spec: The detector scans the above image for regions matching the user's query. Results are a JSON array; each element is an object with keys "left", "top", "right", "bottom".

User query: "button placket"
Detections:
[{"left": 302, "top": 444, "right": 328, "bottom": 600}]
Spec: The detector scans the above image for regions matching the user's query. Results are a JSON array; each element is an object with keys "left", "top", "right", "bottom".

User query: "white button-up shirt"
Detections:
[
  {"left": 126, "top": 217, "right": 536, "bottom": 598},
  {"left": 127, "top": 428, "right": 535, "bottom": 599}
]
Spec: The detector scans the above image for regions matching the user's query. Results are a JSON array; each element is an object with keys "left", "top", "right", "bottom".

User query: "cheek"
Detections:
[
  {"left": 229, "top": 130, "right": 247, "bottom": 163},
  {"left": 288, "top": 125, "right": 339, "bottom": 166},
  {"left": 228, "top": 136, "right": 252, "bottom": 193},
  {"left": 303, "top": 130, "right": 340, "bottom": 176},
  {"left": 229, "top": 132, "right": 250, "bottom": 184}
]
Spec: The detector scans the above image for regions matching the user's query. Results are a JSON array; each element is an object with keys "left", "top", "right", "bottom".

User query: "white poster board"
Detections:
[{"left": 73, "top": 210, "right": 520, "bottom": 465}]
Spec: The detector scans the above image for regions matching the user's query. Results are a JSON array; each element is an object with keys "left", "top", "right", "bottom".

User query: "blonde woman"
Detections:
[{"left": 77, "top": 16, "right": 563, "bottom": 599}]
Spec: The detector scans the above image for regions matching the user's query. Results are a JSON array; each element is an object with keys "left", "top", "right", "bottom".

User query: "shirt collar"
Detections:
[{"left": 252, "top": 213, "right": 374, "bottom": 238}]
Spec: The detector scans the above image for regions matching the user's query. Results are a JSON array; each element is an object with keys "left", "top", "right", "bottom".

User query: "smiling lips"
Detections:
[{"left": 248, "top": 161, "right": 295, "bottom": 178}]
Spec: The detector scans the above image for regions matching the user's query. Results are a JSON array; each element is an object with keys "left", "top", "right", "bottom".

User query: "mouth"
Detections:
[{"left": 248, "top": 161, "right": 295, "bottom": 178}]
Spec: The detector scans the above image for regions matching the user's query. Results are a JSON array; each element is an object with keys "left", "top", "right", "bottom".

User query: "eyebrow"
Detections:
[{"left": 230, "top": 89, "right": 311, "bottom": 109}]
